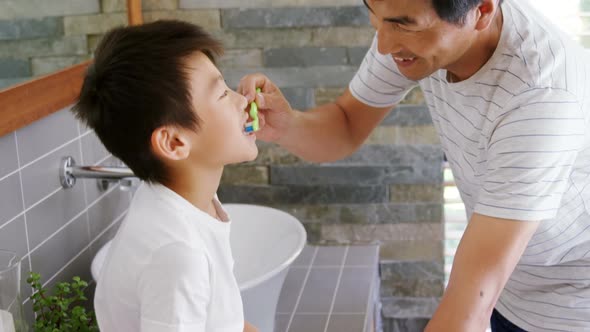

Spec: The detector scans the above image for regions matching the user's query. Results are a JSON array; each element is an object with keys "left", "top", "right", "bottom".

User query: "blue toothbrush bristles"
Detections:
[{"left": 244, "top": 121, "right": 255, "bottom": 133}]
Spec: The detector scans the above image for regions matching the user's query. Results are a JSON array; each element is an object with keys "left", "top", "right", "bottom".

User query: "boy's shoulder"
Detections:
[{"left": 121, "top": 183, "right": 206, "bottom": 251}]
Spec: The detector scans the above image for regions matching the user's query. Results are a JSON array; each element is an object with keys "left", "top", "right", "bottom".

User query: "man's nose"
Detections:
[{"left": 377, "top": 28, "right": 403, "bottom": 55}]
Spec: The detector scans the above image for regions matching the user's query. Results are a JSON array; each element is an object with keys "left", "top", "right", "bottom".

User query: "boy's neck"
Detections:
[{"left": 164, "top": 165, "right": 224, "bottom": 220}]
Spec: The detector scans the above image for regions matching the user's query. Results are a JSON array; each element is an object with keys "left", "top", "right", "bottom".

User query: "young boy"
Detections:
[{"left": 73, "top": 20, "right": 259, "bottom": 332}]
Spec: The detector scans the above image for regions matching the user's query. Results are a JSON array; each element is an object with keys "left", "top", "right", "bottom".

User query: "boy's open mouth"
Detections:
[
  {"left": 243, "top": 122, "right": 256, "bottom": 136},
  {"left": 243, "top": 115, "right": 256, "bottom": 136}
]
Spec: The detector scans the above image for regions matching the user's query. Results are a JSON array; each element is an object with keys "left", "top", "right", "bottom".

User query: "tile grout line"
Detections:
[
  {"left": 19, "top": 138, "right": 112, "bottom": 218},
  {"left": 1, "top": 180, "right": 73, "bottom": 231},
  {"left": 15, "top": 152, "right": 120, "bottom": 285},
  {"left": 14, "top": 126, "right": 83, "bottom": 317},
  {"left": 0, "top": 211, "right": 24, "bottom": 232},
  {"left": 23, "top": 186, "right": 62, "bottom": 214},
  {"left": 322, "top": 245, "right": 349, "bottom": 332},
  {"left": 0, "top": 167, "right": 19, "bottom": 183},
  {"left": 1, "top": 182, "right": 80, "bottom": 234},
  {"left": 26, "top": 209, "right": 87, "bottom": 257},
  {"left": 0, "top": 149, "right": 114, "bottom": 231},
  {"left": 88, "top": 207, "right": 125, "bottom": 246},
  {"left": 362, "top": 246, "right": 379, "bottom": 332},
  {"left": 23, "top": 184, "right": 117, "bottom": 259},
  {"left": 85, "top": 182, "right": 118, "bottom": 210},
  {"left": 41, "top": 208, "right": 128, "bottom": 289},
  {"left": 77, "top": 125, "right": 93, "bottom": 249},
  {"left": 18, "top": 131, "right": 91, "bottom": 171},
  {"left": 22, "top": 212, "right": 124, "bottom": 306},
  {"left": 4, "top": 137, "right": 105, "bottom": 226},
  {"left": 0, "top": 135, "right": 85, "bottom": 184},
  {"left": 95, "top": 153, "right": 114, "bottom": 167},
  {"left": 13, "top": 132, "right": 33, "bottom": 274},
  {"left": 12, "top": 119, "right": 112, "bottom": 311},
  {"left": 285, "top": 246, "right": 319, "bottom": 332},
  {"left": 0, "top": 141, "right": 106, "bottom": 229}
]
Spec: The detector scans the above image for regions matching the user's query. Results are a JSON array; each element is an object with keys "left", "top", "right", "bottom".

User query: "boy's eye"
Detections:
[{"left": 220, "top": 90, "right": 229, "bottom": 99}]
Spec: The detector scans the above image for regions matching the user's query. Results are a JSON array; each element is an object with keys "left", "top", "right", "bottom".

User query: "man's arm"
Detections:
[
  {"left": 238, "top": 74, "right": 393, "bottom": 163},
  {"left": 425, "top": 213, "right": 539, "bottom": 331},
  {"left": 276, "top": 89, "right": 393, "bottom": 162}
]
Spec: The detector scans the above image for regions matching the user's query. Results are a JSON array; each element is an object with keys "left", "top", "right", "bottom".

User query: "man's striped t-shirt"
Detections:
[{"left": 350, "top": 0, "right": 590, "bottom": 330}]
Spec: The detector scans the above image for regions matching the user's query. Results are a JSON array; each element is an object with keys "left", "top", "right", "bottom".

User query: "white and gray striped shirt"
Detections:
[{"left": 350, "top": 0, "right": 590, "bottom": 330}]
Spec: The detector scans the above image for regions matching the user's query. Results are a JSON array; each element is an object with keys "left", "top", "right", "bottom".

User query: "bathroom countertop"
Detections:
[{"left": 274, "top": 245, "right": 381, "bottom": 332}]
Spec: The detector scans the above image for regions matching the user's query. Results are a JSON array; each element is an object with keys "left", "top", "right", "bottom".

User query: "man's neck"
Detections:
[{"left": 447, "top": 6, "right": 504, "bottom": 82}]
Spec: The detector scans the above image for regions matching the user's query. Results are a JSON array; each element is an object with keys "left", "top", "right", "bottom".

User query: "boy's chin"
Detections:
[
  {"left": 242, "top": 149, "right": 259, "bottom": 162},
  {"left": 228, "top": 149, "right": 259, "bottom": 164}
]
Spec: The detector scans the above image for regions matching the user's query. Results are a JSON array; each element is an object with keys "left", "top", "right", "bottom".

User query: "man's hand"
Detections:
[
  {"left": 425, "top": 213, "right": 539, "bottom": 331},
  {"left": 238, "top": 73, "right": 295, "bottom": 143},
  {"left": 238, "top": 73, "right": 393, "bottom": 162},
  {"left": 243, "top": 321, "right": 259, "bottom": 332}
]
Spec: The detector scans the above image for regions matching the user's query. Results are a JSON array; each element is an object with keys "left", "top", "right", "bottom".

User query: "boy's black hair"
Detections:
[
  {"left": 72, "top": 20, "right": 223, "bottom": 184},
  {"left": 433, "top": 0, "right": 503, "bottom": 25}
]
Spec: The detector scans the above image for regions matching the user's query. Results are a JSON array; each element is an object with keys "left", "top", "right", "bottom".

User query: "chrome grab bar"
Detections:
[{"left": 60, "top": 156, "right": 137, "bottom": 189}]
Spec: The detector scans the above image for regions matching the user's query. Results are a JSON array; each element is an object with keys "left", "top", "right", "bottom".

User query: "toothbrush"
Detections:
[{"left": 244, "top": 88, "right": 261, "bottom": 133}]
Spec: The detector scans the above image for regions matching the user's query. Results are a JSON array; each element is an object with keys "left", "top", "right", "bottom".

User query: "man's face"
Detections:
[{"left": 364, "top": 0, "right": 479, "bottom": 81}]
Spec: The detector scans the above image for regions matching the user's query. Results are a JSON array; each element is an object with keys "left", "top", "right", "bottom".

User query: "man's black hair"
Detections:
[{"left": 433, "top": 0, "right": 503, "bottom": 25}]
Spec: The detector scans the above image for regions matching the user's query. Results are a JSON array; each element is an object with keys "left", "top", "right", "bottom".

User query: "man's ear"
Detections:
[
  {"left": 151, "top": 126, "right": 191, "bottom": 161},
  {"left": 474, "top": 0, "right": 499, "bottom": 31}
]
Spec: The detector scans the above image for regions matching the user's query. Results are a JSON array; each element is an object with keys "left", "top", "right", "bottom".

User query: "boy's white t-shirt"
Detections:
[{"left": 94, "top": 183, "right": 244, "bottom": 332}]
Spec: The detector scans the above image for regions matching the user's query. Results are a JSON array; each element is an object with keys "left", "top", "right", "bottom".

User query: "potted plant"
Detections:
[{"left": 27, "top": 272, "right": 98, "bottom": 332}]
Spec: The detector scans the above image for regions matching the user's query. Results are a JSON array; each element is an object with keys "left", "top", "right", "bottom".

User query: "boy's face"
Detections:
[{"left": 184, "top": 52, "right": 258, "bottom": 166}]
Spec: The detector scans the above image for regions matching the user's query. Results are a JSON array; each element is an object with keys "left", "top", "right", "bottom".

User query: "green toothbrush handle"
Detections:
[{"left": 249, "top": 88, "right": 261, "bottom": 131}]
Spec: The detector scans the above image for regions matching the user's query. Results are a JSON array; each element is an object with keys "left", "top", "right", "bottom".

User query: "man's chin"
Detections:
[
  {"left": 393, "top": 61, "right": 434, "bottom": 81},
  {"left": 397, "top": 68, "right": 431, "bottom": 81}
]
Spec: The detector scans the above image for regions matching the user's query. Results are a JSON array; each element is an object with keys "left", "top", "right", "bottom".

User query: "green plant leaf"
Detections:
[{"left": 27, "top": 272, "right": 99, "bottom": 331}]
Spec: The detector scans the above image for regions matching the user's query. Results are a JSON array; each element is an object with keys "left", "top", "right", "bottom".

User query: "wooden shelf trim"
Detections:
[{"left": 0, "top": 0, "right": 142, "bottom": 137}]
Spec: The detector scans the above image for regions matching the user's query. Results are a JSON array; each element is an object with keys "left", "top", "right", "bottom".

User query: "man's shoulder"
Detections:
[{"left": 500, "top": 0, "right": 588, "bottom": 89}]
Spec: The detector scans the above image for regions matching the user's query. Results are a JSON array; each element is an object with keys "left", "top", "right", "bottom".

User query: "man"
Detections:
[{"left": 239, "top": 0, "right": 590, "bottom": 330}]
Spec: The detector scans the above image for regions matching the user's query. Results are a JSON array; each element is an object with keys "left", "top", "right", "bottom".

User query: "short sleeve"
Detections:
[
  {"left": 474, "top": 89, "right": 585, "bottom": 221},
  {"left": 348, "top": 33, "right": 418, "bottom": 108},
  {"left": 138, "top": 242, "right": 211, "bottom": 332}
]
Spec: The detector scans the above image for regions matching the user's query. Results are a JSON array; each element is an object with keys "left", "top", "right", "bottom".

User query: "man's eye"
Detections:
[{"left": 392, "top": 23, "right": 410, "bottom": 32}]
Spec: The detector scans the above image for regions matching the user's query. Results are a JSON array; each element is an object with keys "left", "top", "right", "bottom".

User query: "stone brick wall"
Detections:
[
  {"left": 211, "top": 2, "right": 445, "bottom": 329},
  {"left": 0, "top": 0, "right": 98, "bottom": 88},
  {"left": 0, "top": 1, "right": 444, "bottom": 330}
]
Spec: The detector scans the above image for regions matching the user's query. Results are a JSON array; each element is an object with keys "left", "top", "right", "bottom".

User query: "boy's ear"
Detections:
[{"left": 151, "top": 126, "right": 191, "bottom": 161}]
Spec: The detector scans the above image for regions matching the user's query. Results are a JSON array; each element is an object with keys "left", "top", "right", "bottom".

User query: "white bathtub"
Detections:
[{"left": 91, "top": 204, "right": 307, "bottom": 332}]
